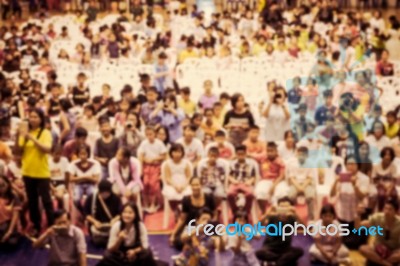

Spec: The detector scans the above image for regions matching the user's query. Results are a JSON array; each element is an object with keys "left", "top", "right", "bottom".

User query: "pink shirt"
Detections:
[{"left": 108, "top": 157, "right": 143, "bottom": 194}]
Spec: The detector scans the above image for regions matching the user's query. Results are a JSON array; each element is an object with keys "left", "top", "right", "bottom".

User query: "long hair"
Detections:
[
  {"left": 29, "top": 108, "right": 46, "bottom": 130},
  {"left": 119, "top": 202, "right": 142, "bottom": 246}
]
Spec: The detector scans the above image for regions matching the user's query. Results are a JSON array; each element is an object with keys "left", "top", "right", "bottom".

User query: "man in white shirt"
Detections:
[
  {"left": 176, "top": 125, "right": 204, "bottom": 166},
  {"left": 286, "top": 146, "right": 317, "bottom": 220}
]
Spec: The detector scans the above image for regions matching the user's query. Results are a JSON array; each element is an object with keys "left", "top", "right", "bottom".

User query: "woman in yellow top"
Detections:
[{"left": 16, "top": 108, "right": 53, "bottom": 236}]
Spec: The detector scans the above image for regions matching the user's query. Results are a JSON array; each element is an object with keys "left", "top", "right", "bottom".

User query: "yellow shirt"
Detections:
[
  {"left": 178, "top": 99, "right": 196, "bottom": 117},
  {"left": 386, "top": 123, "right": 400, "bottom": 139},
  {"left": 19, "top": 128, "right": 52, "bottom": 178},
  {"left": 178, "top": 50, "right": 198, "bottom": 63}
]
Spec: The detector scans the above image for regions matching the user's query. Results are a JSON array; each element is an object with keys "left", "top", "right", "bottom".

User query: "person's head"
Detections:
[
  {"left": 164, "top": 95, "right": 178, "bottom": 110},
  {"left": 323, "top": 89, "right": 333, "bottom": 106},
  {"left": 266, "top": 142, "right": 278, "bottom": 160},
  {"left": 183, "top": 124, "right": 196, "bottom": 141},
  {"left": 20, "top": 69, "right": 30, "bottom": 81},
  {"left": 197, "top": 208, "right": 212, "bottom": 225},
  {"left": 381, "top": 49, "right": 389, "bottom": 62},
  {"left": 203, "top": 80, "right": 213, "bottom": 94},
  {"left": 284, "top": 130, "right": 296, "bottom": 147},
  {"left": 99, "top": 116, "right": 112, "bottom": 136},
  {"left": 235, "top": 145, "right": 247, "bottom": 162},
  {"left": 371, "top": 121, "right": 385, "bottom": 138},
  {"left": 293, "top": 76, "right": 301, "bottom": 87},
  {"left": 120, "top": 202, "right": 141, "bottom": 227},
  {"left": 53, "top": 209, "right": 71, "bottom": 227},
  {"left": 383, "top": 198, "right": 399, "bottom": 220},
  {"left": 75, "top": 127, "right": 88, "bottom": 145},
  {"left": 52, "top": 144, "right": 63, "bottom": 162},
  {"left": 0, "top": 175, "right": 12, "bottom": 199},
  {"left": 191, "top": 113, "right": 203, "bottom": 127},
  {"left": 77, "top": 72, "right": 86, "bottom": 84},
  {"left": 373, "top": 105, "right": 382, "bottom": 118},
  {"left": 220, "top": 93, "right": 230, "bottom": 106},
  {"left": 158, "top": 52, "right": 167, "bottom": 64},
  {"left": 59, "top": 98, "right": 73, "bottom": 113},
  {"left": 126, "top": 112, "right": 141, "bottom": 130},
  {"left": 345, "top": 155, "right": 359, "bottom": 174},
  {"left": 180, "top": 87, "right": 191, "bottom": 100},
  {"left": 146, "top": 87, "right": 158, "bottom": 103},
  {"left": 102, "top": 84, "right": 111, "bottom": 95},
  {"left": 273, "top": 86, "right": 287, "bottom": 104},
  {"left": 381, "top": 147, "right": 395, "bottom": 165},
  {"left": 277, "top": 196, "right": 293, "bottom": 208},
  {"left": 248, "top": 126, "right": 260, "bottom": 141},
  {"left": 169, "top": 143, "right": 185, "bottom": 161},
  {"left": 296, "top": 146, "right": 308, "bottom": 164},
  {"left": 116, "top": 147, "right": 131, "bottom": 165},
  {"left": 208, "top": 147, "right": 219, "bottom": 164},
  {"left": 297, "top": 103, "right": 307, "bottom": 116},
  {"left": 50, "top": 83, "right": 62, "bottom": 97},
  {"left": 231, "top": 93, "right": 245, "bottom": 110},
  {"left": 320, "top": 204, "right": 336, "bottom": 225},
  {"left": 83, "top": 104, "right": 95, "bottom": 118},
  {"left": 386, "top": 111, "right": 396, "bottom": 125},
  {"left": 215, "top": 130, "right": 226, "bottom": 145},
  {"left": 28, "top": 108, "right": 46, "bottom": 129},
  {"left": 77, "top": 145, "right": 90, "bottom": 161},
  {"left": 189, "top": 177, "right": 202, "bottom": 197},
  {"left": 156, "top": 126, "right": 170, "bottom": 145},
  {"left": 204, "top": 108, "right": 214, "bottom": 121},
  {"left": 98, "top": 179, "right": 113, "bottom": 199},
  {"left": 145, "top": 126, "right": 156, "bottom": 142},
  {"left": 358, "top": 141, "right": 370, "bottom": 159}
]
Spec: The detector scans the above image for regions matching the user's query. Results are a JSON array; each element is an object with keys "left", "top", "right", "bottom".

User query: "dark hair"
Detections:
[
  {"left": 196, "top": 207, "right": 213, "bottom": 219},
  {"left": 220, "top": 92, "right": 230, "bottom": 100},
  {"left": 127, "top": 111, "right": 141, "bottom": 129},
  {"left": 380, "top": 147, "right": 395, "bottom": 162},
  {"left": 267, "top": 141, "right": 277, "bottom": 149},
  {"left": 230, "top": 93, "right": 243, "bottom": 109},
  {"left": 98, "top": 115, "right": 110, "bottom": 126},
  {"left": 233, "top": 210, "right": 248, "bottom": 222},
  {"left": 320, "top": 204, "right": 336, "bottom": 218},
  {"left": 75, "top": 127, "right": 88, "bottom": 138},
  {"left": 387, "top": 110, "right": 396, "bottom": 118},
  {"left": 76, "top": 144, "right": 91, "bottom": 157},
  {"left": 215, "top": 130, "right": 226, "bottom": 137},
  {"left": 156, "top": 126, "right": 170, "bottom": 145},
  {"left": 84, "top": 104, "right": 95, "bottom": 114},
  {"left": 235, "top": 145, "right": 247, "bottom": 153},
  {"left": 208, "top": 147, "right": 219, "bottom": 155},
  {"left": 59, "top": 98, "right": 73, "bottom": 112},
  {"left": 169, "top": 143, "right": 185, "bottom": 158},
  {"left": 54, "top": 209, "right": 70, "bottom": 221},
  {"left": 297, "top": 146, "right": 308, "bottom": 154},
  {"left": 29, "top": 108, "right": 46, "bottom": 129},
  {"left": 277, "top": 196, "right": 293, "bottom": 205},
  {"left": 249, "top": 125, "right": 260, "bottom": 131},
  {"left": 385, "top": 198, "right": 399, "bottom": 212},
  {"left": 120, "top": 202, "right": 142, "bottom": 246},
  {"left": 189, "top": 176, "right": 201, "bottom": 184},
  {"left": 119, "top": 147, "right": 131, "bottom": 159},
  {"left": 180, "top": 87, "right": 190, "bottom": 95},
  {"left": 184, "top": 124, "right": 197, "bottom": 132}
]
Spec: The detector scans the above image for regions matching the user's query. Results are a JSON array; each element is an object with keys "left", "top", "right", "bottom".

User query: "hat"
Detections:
[
  {"left": 98, "top": 180, "right": 112, "bottom": 193},
  {"left": 323, "top": 89, "right": 333, "bottom": 98}
]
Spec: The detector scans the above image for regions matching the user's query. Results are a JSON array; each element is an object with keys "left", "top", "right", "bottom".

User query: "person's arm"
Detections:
[
  {"left": 262, "top": 101, "right": 272, "bottom": 118},
  {"left": 24, "top": 132, "right": 52, "bottom": 153},
  {"left": 108, "top": 227, "right": 126, "bottom": 252},
  {"left": 351, "top": 175, "right": 366, "bottom": 200},
  {"left": 330, "top": 177, "right": 339, "bottom": 197},
  {"left": 1, "top": 205, "right": 19, "bottom": 242},
  {"left": 59, "top": 112, "right": 71, "bottom": 143},
  {"left": 282, "top": 104, "right": 290, "bottom": 120},
  {"left": 32, "top": 227, "right": 53, "bottom": 248},
  {"left": 315, "top": 237, "right": 333, "bottom": 262},
  {"left": 169, "top": 212, "right": 188, "bottom": 245},
  {"left": 163, "top": 162, "right": 173, "bottom": 186},
  {"left": 79, "top": 253, "right": 87, "bottom": 266}
]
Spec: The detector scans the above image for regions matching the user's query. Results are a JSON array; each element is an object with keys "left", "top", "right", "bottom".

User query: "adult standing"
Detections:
[{"left": 16, "top": 108, "right": 53, "bottom": 236}]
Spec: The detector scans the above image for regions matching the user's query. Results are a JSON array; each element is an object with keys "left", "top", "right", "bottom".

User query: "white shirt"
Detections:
[
  {"left": 68, "top": 159, "right": 101, "bottom": 178},
  {"left": 365, "top": 135, "right": 391, "bottom": 153},
  {"left": 107, "top": 221, "right": 149, "bottom": 249},
  {"left": 137, "top": 139, "right": 167, "bottom": 161},
  {"left": 49, "top": 156, "right": 69, "bottom": 181},
  {"left": 286, "top": 158, "right": 317, "bottom": 184},
  {"left": 161, "top": 159, "right": 192, "bottom": 186},
  {"left": 176, "top": 137, "right": 204, "bottom": 163}
]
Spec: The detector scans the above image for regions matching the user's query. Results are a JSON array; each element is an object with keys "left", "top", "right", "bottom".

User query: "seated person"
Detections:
[
  {"left": 62, "top": 127, "right": 90, "bottom": 161},
  {"left": 84, "top": 180, "right": 122, "bottom": 247},
  {"left": 170, "top": 177, "right": 216, "bottom": 250},
  {"left": 108, "top": 147, "right": 143, "bottom": 204},
  {"left": 227, "top": 145, "right": 258, "bottom": 216},
  {"left": 161, "top": 144, "right": 193, "bottom": 203},
  {"left": 309, "top": 204, "right": 350, "bottom": 265},
  {"left": 226, "top": 211, "right": 260, "bottom": 266},
  {"left": 286, "top": 146, "right": 317, "bottom": 220},
  {"left": 68, "top": 145, "right": 101, "bottom": 215},
  {"left": 0, "top": 175, "right": 21, "bottom": 250},
  {"left": 97, "top": 202, "right": 157, "bottom": 266},
  {"left": 33, "top": 210, "right": 87, "bottom": 266},
  {"left": 243, "top": 125, "right": 266, "bottom": 164},
  {"left": 370, "top": 147, "right": 398, "bottom": 212},
  {"left": 255, "top": 142, "right": 285, "bottom": 212},
  {"left": 204, "top": 130, "right": 235, "bottom": 160},
  {"left": 359, "top": 199, "right": 400, "bottom": 266},
  {"left": 174, "top": 208, "right": 223, "bottom": 266},
  {"left": 49, "top": 145, "right": 70, "bottom": 211},
  {"left": 196, "top": 147, "right": 229, "bottom": 206},
  {"left": 256, "top": 197, "right": 304, "bottom": 265}
]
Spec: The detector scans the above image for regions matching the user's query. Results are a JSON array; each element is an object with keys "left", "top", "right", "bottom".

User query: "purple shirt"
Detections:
[{"left": 199, "top": 94, "right": 218, "bottom": 110}]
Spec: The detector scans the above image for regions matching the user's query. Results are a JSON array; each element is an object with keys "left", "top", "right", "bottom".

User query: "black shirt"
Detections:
[
  {"left": 182, "top": 193, "right": 215, "bottom": 224},
  {"left": 262, "top": 214, "right": 296, "bottom": 250},
  {"left": 84, "top": 193, "right": 122, "bottom": 223},
  {"left": 72, "top": 86, "right": 90, "bottom": 106}
]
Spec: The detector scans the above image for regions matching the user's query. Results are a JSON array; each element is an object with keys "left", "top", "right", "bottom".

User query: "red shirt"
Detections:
[{"left": 259, "top": 157, "right": 285, "bottom": 180}]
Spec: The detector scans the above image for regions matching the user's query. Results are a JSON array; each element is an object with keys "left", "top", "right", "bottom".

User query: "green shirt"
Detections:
[{"left": 369, "top": 213, "right": 400, "bottom": 250}]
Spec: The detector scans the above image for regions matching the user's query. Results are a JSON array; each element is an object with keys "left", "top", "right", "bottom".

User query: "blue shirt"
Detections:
[{"left": 314, "top": 105, "right": 336, "bottom": 126}]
